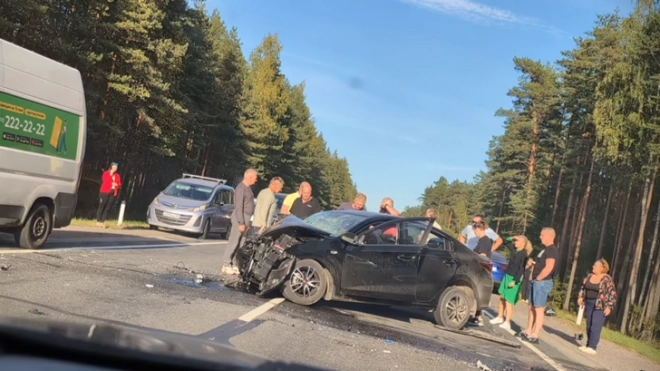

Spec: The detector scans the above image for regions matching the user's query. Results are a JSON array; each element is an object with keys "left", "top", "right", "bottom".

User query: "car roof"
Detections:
[
  {"left": 327, "top": 209, "right": 398, "bottom": 220},
  {"left": 173, "top": 178, "right": 233, "bottom": 190}
]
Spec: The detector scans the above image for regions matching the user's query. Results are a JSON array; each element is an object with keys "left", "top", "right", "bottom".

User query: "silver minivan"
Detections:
[{"left": 147, "top": 174, "right": 235, "bottom": 239}]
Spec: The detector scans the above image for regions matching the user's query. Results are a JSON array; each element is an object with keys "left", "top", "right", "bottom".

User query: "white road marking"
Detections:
[
  {"left": 238, "top": 298, "right": 286, "bottom": 323},
  {"left": 0, "top": 240, "right": 225, "bottom": 255},
  {"left": 482, "top": 311, "right": 566, "bottom": 371}
]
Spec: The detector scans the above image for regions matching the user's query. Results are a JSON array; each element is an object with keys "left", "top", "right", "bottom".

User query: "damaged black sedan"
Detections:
[{"left": 234, "top": 210, "right": 494, "bottom": 330}]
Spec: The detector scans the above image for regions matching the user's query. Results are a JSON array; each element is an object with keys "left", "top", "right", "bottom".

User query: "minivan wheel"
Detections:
[
  {"left": 15, "top": 203, "right": 51, "bottom": 250},
  {"left": 198, "top": 219, "right": 210, "bottom": 240},
  {"left": 221, "top": 222, "right": 231, "bottom": 240},
  {"left": 283, "top": 259, "right": 327, "bottom": 306},
  {"left": 434, "top": 286, "right": 472, "bottom": 330}
]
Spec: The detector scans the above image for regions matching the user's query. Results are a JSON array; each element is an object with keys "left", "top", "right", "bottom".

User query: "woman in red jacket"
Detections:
[{"left": 96, "top": 162, "right": 122, "bottom": 228}]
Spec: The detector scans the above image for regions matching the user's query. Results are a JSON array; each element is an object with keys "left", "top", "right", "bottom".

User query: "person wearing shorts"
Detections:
[
  {"left": 490, "top": 235, "right": 532, "bottom": 330},
  {"left": 518, "top": 227, "right": 558, "bottom": 343}
]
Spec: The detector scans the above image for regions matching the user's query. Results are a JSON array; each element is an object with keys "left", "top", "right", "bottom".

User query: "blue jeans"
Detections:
[
  {"left": 586, "top": 299, "right": 606, "bottom": 350},
  {"left": 530, "top": 279, "right": 554, "bottom": 307}
]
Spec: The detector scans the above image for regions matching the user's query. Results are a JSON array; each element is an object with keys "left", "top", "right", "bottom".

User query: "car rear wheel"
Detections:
[
  {"left": 282, "top": 259, "right": 327, "bottom": 306},
  {"left": 434, "top": 286, "right": 472, "bottom": 330}
]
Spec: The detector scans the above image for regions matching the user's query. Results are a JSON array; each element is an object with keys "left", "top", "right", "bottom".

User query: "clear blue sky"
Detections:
[{"left": 208, "top": 0, "right": 633, "bottom": 212}]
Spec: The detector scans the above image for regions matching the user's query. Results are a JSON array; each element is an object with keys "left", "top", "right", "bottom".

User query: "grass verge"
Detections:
[
  {"left": 554, "top": 309, "right": 660, "bottom": 363},
  {"left": 70, "top": 218, "right": 149, "bottom": 230}
]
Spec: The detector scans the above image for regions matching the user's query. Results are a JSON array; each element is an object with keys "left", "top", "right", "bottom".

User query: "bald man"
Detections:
[
  {"left": 337, "top": 193, "right": 367, "bottom": 211},
  {"left": 222, "top": 168, "right": 258, "bottom": 275},
  {"left": 520, "top": 227, "right": 558, "bottom": 343},
  {"left": 281, "top": 182, "right": 309, "bottom": 215},
  {"left": 290, "top": 183, "right": 321, "bottom": 219}
]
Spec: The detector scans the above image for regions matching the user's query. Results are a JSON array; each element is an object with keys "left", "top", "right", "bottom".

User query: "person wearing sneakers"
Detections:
[
  {"left": 468, "top": 221, "right": 492, "bottom": 326},
  {"left": 222, "top": 168, "right": 258, "bottom": 275},
  {"left": 577, "top": 259, "right": 617, "bottom": 355},
  {"left": 518, "top": 227, "right": 558, "bottom": 343},
  {"left": 490, "top": 235, "right": 532, "bottom": 330}
]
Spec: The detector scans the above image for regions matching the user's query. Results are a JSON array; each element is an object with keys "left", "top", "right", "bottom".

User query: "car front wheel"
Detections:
[
  {"left": 434, "top": 286, "right": 472, "bottom": 330},
  {"left": 282, "top": 259, "right": 327, "bottom": 306}
]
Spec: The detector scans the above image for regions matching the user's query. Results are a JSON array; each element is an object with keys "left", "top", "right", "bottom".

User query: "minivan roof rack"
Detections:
[{"left": 182, "top": 173, "right": 227, "bottom": 185}]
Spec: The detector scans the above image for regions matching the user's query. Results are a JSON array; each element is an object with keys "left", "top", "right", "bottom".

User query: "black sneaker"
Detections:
[
  {"left": 516, "top": 331, "right": 529, "bottom": 339},
  {"left": 526, "top": 336, "right": 539, "bottom": 344}
]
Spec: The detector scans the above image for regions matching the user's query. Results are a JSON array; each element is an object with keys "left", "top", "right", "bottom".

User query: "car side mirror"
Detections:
[
  {"left": 341, "top": 232, "right": 357, "bottom": 245},
  {"left": 427, "top": 239, "right": 441, "bottom": 248}
]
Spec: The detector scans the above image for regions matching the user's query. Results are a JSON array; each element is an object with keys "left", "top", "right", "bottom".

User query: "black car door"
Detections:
[
  {"left": 415, "top": 231, "right": 458, "bottom": 303},
  {"left": 341, "top": 218, "right": 430, "bottom": 302}
]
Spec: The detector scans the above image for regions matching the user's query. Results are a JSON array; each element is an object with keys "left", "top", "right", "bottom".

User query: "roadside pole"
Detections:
[{"left": 118, "top": 201, "right": 126, "bottom": 226}]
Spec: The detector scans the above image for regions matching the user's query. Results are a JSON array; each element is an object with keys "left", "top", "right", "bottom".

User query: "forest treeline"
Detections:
[
  {"left": 0, "top": 0, "right": 358, "bottom": 218},
  {"left": 405, "top": 2, "right": 660, "bottom": 342}
]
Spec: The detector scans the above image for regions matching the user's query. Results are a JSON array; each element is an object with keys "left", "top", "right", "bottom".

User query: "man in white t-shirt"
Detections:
[{"left": 459, "top": 214, "right": 503, "bottom": 253}]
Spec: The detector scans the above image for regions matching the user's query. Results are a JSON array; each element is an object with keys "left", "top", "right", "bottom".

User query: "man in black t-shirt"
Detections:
[
  {"left": 520, "top": 227, "right": 558, "bottom": 344},
  {"left": 290, "top": 183, "right": 321, "bottom": 219}
]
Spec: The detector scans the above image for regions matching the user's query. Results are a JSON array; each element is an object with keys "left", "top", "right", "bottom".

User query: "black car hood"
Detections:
[
  {"left": 262, "top": 216, "right": 331, "bottom": 239},
  {"left": 0, "top": 317, "right": 329, "bottom": 370}
]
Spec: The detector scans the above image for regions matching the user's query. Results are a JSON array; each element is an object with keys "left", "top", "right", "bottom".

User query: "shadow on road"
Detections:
[
  {"left": 314, "top": 301, "right": 434, "bottom": 325},
  {"left": 0, "top": 229, "right": 215, "bottom": 251}
]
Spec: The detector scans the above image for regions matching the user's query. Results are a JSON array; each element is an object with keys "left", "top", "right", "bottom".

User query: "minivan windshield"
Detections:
[
  {"left": 162, "top": 182, "right": 214, "bottom": 201},
  {"left": 304, "top": 211, "right": 369, "bottom": 237}
]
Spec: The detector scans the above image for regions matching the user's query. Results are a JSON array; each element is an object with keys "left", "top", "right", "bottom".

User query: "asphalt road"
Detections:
[{"left": 0, "top": 227, "right": 594, "bottom": 371}]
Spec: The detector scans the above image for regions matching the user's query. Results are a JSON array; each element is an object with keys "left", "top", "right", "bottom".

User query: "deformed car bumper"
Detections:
[{"left": 234, "top": 234, "right": 300, "bottom": 295}]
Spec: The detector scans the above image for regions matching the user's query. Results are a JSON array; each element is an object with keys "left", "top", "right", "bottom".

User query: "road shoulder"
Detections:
[{"left": 487, "top": 296, "right": 658, "bottom": 371}]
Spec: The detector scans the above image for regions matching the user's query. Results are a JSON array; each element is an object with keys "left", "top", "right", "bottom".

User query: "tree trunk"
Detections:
[
  {"left": 496, "top": 187, "right": 508, "bottom": 234},
  {"left": 622, "top": 167, "right": 658, "bottom": 333},
  {"left": 615, "top": 208, "right": 640, "bottom": 329},
  {"left": 643, "top": 247, "right": 660, "bottom": 323},
  {"left": 545, "top": 152, "right": 556, "bottom": 196},
  {"left": 612, "top": 184, "right": 633, "bottom": 276},
  {"left": 523, "top": 111, "right": 540, "bottom": 234},
  {"left": 639, "top": 194, "right": 660, "bottom": 308},
  {"left": 551, "top": 166, "right": 564, "bottom": 227},
  {"left": 557, "top": 177, "right": 577, "bottom": 279},
  {"left": 563, "top": 156, "right": 595, "bottom": 311},
  {"left": 597, "top": 184, "right": 614, "bottom": 259},
  {"left": 559, "top": 196, "right": 582, "bottom": 280},
  {"left": 201, "top": 144, "right": 211, "bottom": 177},
  {"left": 447, "top": 209, "right": 453, "bottom": 231}
]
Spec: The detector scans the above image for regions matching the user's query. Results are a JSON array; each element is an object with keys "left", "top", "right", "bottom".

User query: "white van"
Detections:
[{"left": 0, "top": 39, "right": 86, "bottom": 249}]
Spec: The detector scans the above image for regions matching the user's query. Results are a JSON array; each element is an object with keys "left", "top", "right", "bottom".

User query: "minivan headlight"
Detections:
[
  {"left": 153, "top": 197, "right": 161, "bottom": 206},
  {"left": 191, "top": 204, "right": 208, "bottom": 212}
]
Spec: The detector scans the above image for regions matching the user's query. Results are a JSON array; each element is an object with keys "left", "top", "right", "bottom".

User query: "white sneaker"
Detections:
[
  {"left": 499, "top": 322, "right": 511, "bottom": 330},
  {"left": 580, "top": 347, "right": 597, "bottom": 355},
  {"left": 490, "top": 317, "right": 504, "bottom": 325}
]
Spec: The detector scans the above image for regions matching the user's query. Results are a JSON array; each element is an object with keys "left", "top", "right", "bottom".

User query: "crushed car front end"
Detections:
[{"left": 234, "top": 217, "right": 331, "bottom": 296}]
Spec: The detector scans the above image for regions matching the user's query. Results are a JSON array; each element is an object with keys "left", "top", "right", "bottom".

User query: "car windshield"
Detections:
[
  {"left": 303, "top": 211, "right": 369, "bottom": 237},
  {"left": 162, "top": 181, "right": 214, "bottom": 201}
]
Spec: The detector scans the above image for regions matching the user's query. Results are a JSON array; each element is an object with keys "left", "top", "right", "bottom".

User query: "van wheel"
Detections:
[
  {"left": 15, "top": 203, "right": 51, "bottom": 250},
  {"left": 198, "top": 220, "right": 210, "bottom": 240},
  {"left": 433, "top": 286, "right": 472, "bottom": 330},
  {"left": 221, "top": 222, "right": 231, "bottom": 240}
]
